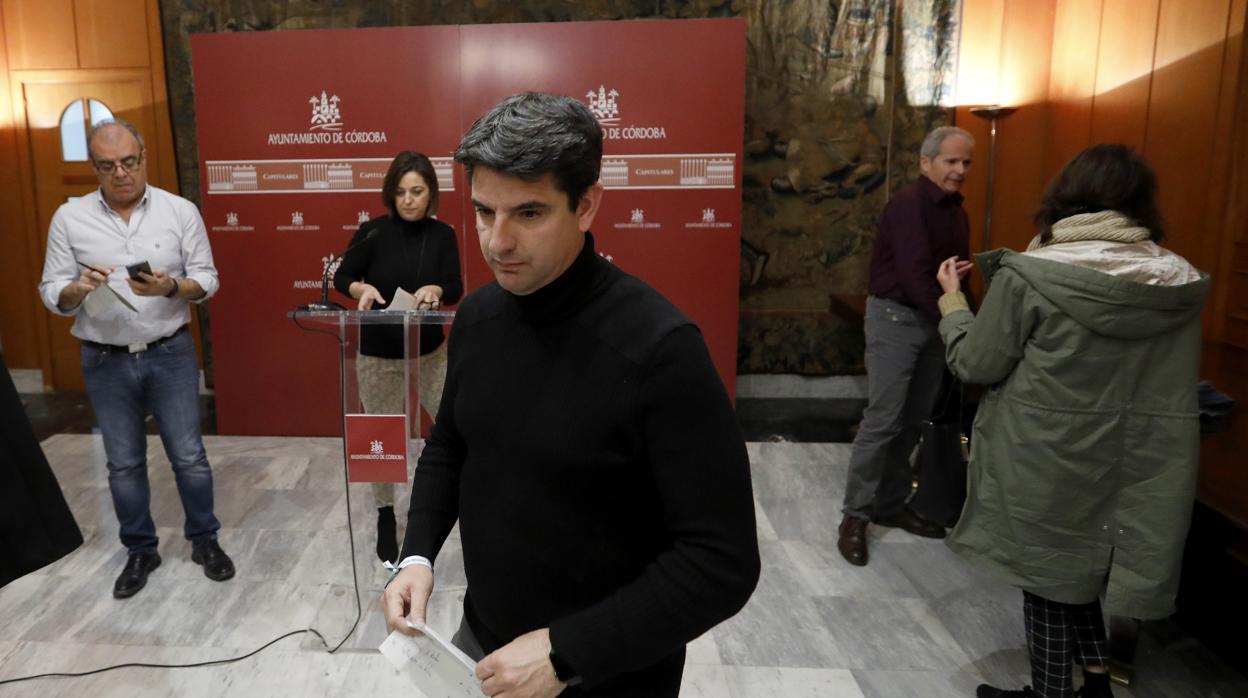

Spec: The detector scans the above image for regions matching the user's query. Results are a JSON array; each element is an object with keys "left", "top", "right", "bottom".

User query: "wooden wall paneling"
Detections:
[
  {"left": 3, "top": 42, "right": 58, "bottom": 383},
  {"left": 1090, "top": 0, "right": 1159, "bottom": 148},
  {"left": 74, "top": 0, "right": 151, "bottom": 69},
  {"left": 0, "top": 5, "right": 44, "bottom": 367},
  {"left": 1046, "top": 0, "right": 1103, "bottom": 176},
  {"left": 990, "top": 0, "right": 1056, "bottom": 253},
  {"left": 1, "top": 0, "right": 79, "bottom": 70},
  {"left": 1211, "top": 0, "right": 1248, "bottom": 343},
  {"left": 1144, "top": 0, "right": 1233, "bottom": 280},
  {"left": 1226, "top": 241, "right": 1248, "bottom": 347}
]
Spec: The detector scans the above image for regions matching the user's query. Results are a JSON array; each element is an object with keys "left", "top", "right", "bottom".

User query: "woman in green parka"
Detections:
[{"left": 934, "top": 144, "right": 1209, "bottom": 698}]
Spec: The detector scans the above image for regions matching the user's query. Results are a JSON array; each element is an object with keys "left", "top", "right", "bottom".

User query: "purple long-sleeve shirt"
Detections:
[{"left": 867, "top": 175, "right": 971, "bottom": 324}]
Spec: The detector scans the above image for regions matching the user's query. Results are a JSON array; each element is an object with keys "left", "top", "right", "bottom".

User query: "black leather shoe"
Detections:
[
  {"left": 113, "top": 552, "right": 161, "bottom": 599},
  {"left": 837, "top": 515, "right": 869, "bottom": 566},
  {"left": 376, "top": 505, "right": 398, "bottom": 564},
  {"left": 191, "top": 540, "right": 236, "bottom": 581},
  {"left": 1077, "top": 671, "right": 1115, "bottom": 697},
  {"left": 977, "top": 685, "right": 1034, "bottom": 698},
  {"left": 873, "top": 507, "right": 947, "bottom": 539}
]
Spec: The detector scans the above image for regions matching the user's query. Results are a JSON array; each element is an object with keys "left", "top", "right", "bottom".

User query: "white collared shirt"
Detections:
[{"left": 39, "top": 185, "right": 219, "bottom": 345}]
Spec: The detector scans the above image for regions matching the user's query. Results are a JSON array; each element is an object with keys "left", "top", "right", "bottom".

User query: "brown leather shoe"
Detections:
[
  {"left": 837, "top": 514, "right": 869, "bottom": 566},
  {"left": 873, "top": 507, "right": 947, "bottom": 539}
]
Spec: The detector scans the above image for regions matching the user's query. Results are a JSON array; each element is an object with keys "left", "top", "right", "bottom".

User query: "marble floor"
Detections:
[{"left": 0, "top": 436, "right": 1244, "bottom": 697}]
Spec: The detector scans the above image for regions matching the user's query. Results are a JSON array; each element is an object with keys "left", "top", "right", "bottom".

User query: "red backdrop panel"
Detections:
[{"left": 193, "top": 19, "right": 744, "bottom": 435}]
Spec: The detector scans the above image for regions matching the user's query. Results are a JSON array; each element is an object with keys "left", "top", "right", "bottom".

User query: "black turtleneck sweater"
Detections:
[
  {"left": 332, "top": 214, "right": 462, "bottom": 356},
  {"left": 401, "top": 234, "right": 760, "bottom": 696}
]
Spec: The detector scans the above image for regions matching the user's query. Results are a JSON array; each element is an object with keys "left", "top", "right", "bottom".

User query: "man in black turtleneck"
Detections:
[{"left": 381, "top": 93, "right": 760, "bottom": 698}]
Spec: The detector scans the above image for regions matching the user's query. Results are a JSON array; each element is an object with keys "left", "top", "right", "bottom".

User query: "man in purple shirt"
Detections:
[{"left": 837, "top": 126, "right": 975, "bottom": 567}]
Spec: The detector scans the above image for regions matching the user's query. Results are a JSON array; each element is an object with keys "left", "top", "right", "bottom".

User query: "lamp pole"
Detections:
[{"left": 969, "top": 105, "right": 1018, "bottom": 251}]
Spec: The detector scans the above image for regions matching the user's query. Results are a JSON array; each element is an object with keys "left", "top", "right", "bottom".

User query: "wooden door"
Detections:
[{"left": 16, "top": 70, "right": 167, "bottom": 390}]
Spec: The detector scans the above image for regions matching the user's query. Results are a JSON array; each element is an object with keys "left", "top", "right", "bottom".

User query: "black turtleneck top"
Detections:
[
  {"left": 401, "top": 233, "right": 760, "bottom": 696},
  {"left": 332, "top": 214, "right": 462, "bottom": 356}
]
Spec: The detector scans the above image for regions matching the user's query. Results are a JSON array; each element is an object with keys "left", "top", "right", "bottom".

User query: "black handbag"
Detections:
[{"left": 910, "top": 381, "right": 969, "bottom": 528}]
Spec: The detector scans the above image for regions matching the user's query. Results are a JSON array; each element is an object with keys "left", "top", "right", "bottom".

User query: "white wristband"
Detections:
[
  {"left": 384, "top": 555, "right": 433, "bottom": 588},
  {"left": 396, "top": 555, "right": 433, "bottom": 571}
]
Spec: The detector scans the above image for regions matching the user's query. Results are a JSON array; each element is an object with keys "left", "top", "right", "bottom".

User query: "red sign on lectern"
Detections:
[{"left": 344, "top": 414, "right": 408, "bottom": 482}]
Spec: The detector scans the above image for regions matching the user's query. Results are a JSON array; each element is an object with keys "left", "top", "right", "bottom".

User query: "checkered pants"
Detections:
[{"left": 1023, "top": 591, "right": 1110, "bottom": 698}]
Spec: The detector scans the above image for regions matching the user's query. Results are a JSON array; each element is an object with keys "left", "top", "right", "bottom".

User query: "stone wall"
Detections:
[{"left": 160, "top": 0, "right": 960, "bottom": 376}]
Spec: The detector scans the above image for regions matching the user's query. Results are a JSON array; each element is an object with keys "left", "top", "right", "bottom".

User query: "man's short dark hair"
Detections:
[
  {"left": 454, "top": 92, "right": 603, "bottom": 211},
  {"left": 381, "top": 150, "right": 440, "bottom": 218}
]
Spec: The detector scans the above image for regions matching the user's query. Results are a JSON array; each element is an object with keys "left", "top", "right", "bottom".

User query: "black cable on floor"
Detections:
[
  {"left": 0, "top": 320, "right": 366, "bottom": 686},
  {"left": 0, "top": 628, "right": 322, "bottom": 685}
]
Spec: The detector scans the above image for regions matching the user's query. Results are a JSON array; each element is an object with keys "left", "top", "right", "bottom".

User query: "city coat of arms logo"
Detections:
[
  {"left": 268, "top": 91, "right": 386, "bottom": 145},
  {"left": 586, "top": 86, "right": 620, "bottom": 124},
  {"left": 309, "top": 91, "right": 343, "bottom": 132}
]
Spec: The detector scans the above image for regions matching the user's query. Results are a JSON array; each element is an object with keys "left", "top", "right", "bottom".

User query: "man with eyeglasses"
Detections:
[{"left": 38, "top": 118, "right": 234, "bottom": 598}]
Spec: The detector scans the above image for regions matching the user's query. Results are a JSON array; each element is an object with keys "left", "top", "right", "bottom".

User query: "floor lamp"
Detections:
[{"left": 969, "top": 105, "right": 1018, "bottom": 251}]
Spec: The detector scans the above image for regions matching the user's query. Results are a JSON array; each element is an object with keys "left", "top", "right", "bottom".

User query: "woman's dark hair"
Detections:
[
  {"left": 1033, "top": 144, "right": 1164, "bottom": 243},
  {"left": 381, "top": 150, "right": 440, "bottom": 218}
]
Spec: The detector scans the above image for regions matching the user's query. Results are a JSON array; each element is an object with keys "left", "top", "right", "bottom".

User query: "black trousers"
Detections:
[{"left": 1023, "top": 590, "right": 1109, "bottom": 698}]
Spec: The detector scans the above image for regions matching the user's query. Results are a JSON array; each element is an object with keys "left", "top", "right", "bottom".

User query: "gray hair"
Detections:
[
  {"left": 920, "top": 126, "right": 974, "bottom": 159},
  {"left": 454, "top": 92, "right": 602, "bottom": 211},
  {"left": 87, "top": 118, "right": 145, "bottom": 158}
]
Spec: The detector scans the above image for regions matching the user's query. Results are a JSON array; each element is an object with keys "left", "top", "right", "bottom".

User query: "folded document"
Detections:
[{"left": 379, "top": 621, "right": 479, "bottom": 698}]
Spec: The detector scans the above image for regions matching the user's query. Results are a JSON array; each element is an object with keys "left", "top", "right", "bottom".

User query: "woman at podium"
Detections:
[{"left": 334, "top": 150, "right": 462, "bottom": 563}]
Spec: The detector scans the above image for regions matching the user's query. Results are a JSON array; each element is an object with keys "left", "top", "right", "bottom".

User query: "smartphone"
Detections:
[{"left": 126, "top": 261, "right": 152, "bottom": 280}]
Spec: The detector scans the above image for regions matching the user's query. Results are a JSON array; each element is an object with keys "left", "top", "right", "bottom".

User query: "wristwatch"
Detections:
[{"left": 548, "top": 649, "right": 582, "bottom": 686}]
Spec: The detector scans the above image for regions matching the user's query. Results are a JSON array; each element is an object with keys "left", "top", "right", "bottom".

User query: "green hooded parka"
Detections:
[{"left": 939, "top": 244, "right": 1209, "bottom": 619}]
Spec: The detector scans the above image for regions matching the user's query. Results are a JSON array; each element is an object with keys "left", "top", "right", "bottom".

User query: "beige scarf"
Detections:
[{"left": 1025, "top": 210, "right": 1151, "bottom": 251}]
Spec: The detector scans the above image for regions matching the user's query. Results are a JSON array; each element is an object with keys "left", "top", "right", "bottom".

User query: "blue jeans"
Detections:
[{"left": 81, "top": 330, "right": 219, "bottom": 554}]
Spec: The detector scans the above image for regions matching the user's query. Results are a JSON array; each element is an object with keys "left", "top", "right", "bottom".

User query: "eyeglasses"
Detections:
[{"left": 93, "top": 152, "right": 143, "bottom": 174}]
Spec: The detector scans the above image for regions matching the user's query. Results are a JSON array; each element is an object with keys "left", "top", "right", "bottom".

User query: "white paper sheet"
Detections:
[
  {"left": 386, "top": 286, "right": 417, "bottom": 311},
  {"left": 82, "top": 281, "right": 137, "bottom": 318},
  {"left": 102, "top": 282, "right": 139, "bottom": 313},
  {"left": 379, "top": 622, "right": 480, "bottom": 698}
]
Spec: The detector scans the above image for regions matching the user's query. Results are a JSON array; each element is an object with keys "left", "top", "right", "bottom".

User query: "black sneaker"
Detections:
[
  {"left": 191, "top": 540, "right": 236, "bottom": 581},
  {"left": 977, "top": 685, "right": 1035, "bottom": 698},
  {"left": 113, "top": 552, "right": 161, "bottom": 599},
  {"left": 1076, "top": 671, "right": 1115, "bottom": 697}
]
